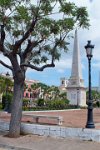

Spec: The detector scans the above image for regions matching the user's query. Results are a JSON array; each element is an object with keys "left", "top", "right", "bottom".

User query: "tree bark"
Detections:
[{"left": 8, "top": 77, "right": 24, "bottom": 138}]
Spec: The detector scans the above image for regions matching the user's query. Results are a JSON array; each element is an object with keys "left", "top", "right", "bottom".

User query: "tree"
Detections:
[
  {"left": 86, "top": 90, "right": 100, "bottom": 103},
  {"left": 31, "top": 82, "right": 50, "bottom": 98},
  {"left": 31, "top": 82, "right": 50, "bottom": 92},
  {"left": 47, "top": 85, "right": 60, "bottom": 99},
  {"left": 0, "top": 0, "right": 89, "bottom": 137},
  {"left": 59, "top": 92, "right": 67, "bottom": 100},
  {"left": 0, "top": 74, "right": 13, "bottom": 111},
  {"left": 0, "top": 75, "right": 13, "bottom": 94},
  {"left": 0, "top": 76, "right": 6, "bottom": 94}
]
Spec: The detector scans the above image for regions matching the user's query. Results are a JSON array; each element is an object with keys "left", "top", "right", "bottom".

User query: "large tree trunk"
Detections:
[{"left": 8, "top": 77, "right": 24, "bottom": 138}]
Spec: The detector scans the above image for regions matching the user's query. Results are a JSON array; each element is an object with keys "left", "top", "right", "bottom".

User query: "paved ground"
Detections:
[
  {"left": 1, "top": 108, "right": 100, "bottom": 128},
  {"left": 0, "top": 108, "right": 100, "bottom": 150}
]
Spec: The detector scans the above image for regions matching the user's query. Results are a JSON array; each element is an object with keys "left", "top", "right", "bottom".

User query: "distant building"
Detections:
[
  {"left": 59, "top": 77, "right": 68, "bottom": 93},
  {"left": 0, "top": 73, "right": 41, "bottom": 100},
  {"left": 24, "top": 79, "right": 40, "bottom": 99}
]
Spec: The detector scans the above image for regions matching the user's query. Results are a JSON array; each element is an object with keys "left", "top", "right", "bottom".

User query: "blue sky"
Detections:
[
  {"left": 0, "top": 0, "right": 100, "bottom": 87},
  {"left": 26, "top": 0, "right": 100, "bottom": 87}
]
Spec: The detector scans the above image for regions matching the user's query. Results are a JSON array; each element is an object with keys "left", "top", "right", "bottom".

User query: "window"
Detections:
[{"left": 62, "top": 80, "right": 64, "bottom": 85}]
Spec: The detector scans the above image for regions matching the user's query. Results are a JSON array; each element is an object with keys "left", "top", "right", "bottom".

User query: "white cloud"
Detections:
[
  {"left": 92, "top": 62, "right": 100, "bottom": 69},
  {"left": 0, "top": 54, "right": 11, "bottom": 65},
  {"left": 55, "top": 58, "right": 72, "bottom": 73},
  {"left": 69, "top": 0, "right": 89, "bottom": 6},
  {"left": 0, "top": 54, "right": 11, "bottom": 74}
]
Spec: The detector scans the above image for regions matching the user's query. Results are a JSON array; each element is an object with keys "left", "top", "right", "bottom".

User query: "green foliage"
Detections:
[
  {"left": 40, "top": 1, "right": 52, "bottom": 15},
  {"left": 31, "top": 82, "right": 50, "bottom": 94},
  {"left": 0, "top": 0, "right": 13, "bottom": 7},
  {"left": 22, "top": 98, "right": 29, "bottom": 110},
  {"left": 2, "top": 92, "right": 13, "bottom": 110},
  {"left": 0, "top": 0, "right": 89, "bottom": 64},
  {"left": 76, "top": 7, "right": 89, "bottom": 28},
  {"left": 0, "top": 75, "right": 13, "bottom": 94},
  {"left": 96, "top": 101, "right": 100, "bottom": 107},
  {"left": 86, "top": 90, "right": 100, "bottom": 102},
  {"left": 59, "top": 92, "right": 67, "bottom": 100},
  {"left": 0, "top": 103, "right": 2, "bottom": 110},
  {"left": 0, "top": 76, "right": 6, "bottom": 93},
  {"left": 60, "top": 2, "right": 76, "bottom": 15},
  {"left": 23, "top": 98, "right": 29, "bottom": 105},
  {"left": 37, "top": 99, "right": 44, "bottom": 106},
  {"left": 86, "top": 90, "right": 100, "bottom": 108},
  {"left": 46, "top": 99, "right": 69, "bottom": 109}
]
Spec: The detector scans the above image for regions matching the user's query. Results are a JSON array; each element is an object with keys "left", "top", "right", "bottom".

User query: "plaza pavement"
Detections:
[{"left": 1, "top": 108, "right": 100, "bottom": 129}]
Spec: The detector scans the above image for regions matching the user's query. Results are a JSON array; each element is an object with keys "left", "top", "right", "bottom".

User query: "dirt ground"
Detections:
[
  {"left": 0, "top": 108, "right": 100, "bottom": 150},
  {"left": 0, "top": 131, "right": 100, "bottom": 150}
]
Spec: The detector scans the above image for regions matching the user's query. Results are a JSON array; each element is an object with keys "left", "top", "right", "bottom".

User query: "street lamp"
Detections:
[
  {"left": 85, "top": 40, "right": 95, "bottom": 128},
  {"left": 4, "top": 72, "right": 10, "bottom": 112},
  {"left": 6, "top": 72, "right": 10, "bottom": 77},
  {"left": 77, "top": 88, "right": 79, "bottom": 107}
]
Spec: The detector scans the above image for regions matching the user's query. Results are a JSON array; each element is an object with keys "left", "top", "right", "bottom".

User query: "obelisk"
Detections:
[{"left": 67, "top": 29, "right": 86, "bottom": 106}]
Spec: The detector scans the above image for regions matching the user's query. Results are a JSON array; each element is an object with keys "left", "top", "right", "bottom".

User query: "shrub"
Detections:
[
  {"left": 37, "top": 98, "right": 44, "bottom": 106},
  {"left": 46, "top": 99, "right": 69, "bottom": 109},
  {"left": 2, "top": 93, "right": 13, "bottom": 112},
  {"left": 0, "top": 103, "right": 2, "bottom": 110},
  {"left": 22, "top": 98, "right": 29, "bottom": 110},
  {"left": 96, "top": 101, "right": 100, "bottom": 107}
]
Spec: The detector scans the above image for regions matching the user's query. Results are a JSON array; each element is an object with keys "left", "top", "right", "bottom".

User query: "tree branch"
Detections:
[
  {"left": 0, "top": 24, "right": 5, "bottom": 52},
  {"left": 23, "top": 39, "right": 43, "bottom": 59},
  {"left": 0, "top": 41, "right": 3, "bottom": 52},
  {"left": 0, "top": 60, "right": 13, "bottom": 70},
  {"left": 0, "top": 41, "right": 11, "bottom": 58},
  {"left": 0, "top": 25, "right": 5, "bottom": 45},
  {"left": 13, "top": 18, "right": 38, "bottom": 54},
  {"left": 21, "top": 62, "right": 55, "bottom": 71}
]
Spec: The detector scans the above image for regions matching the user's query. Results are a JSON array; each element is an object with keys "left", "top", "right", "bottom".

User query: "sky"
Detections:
[{"left": 0, "top": 0, "right": 100, "bottom": 87}]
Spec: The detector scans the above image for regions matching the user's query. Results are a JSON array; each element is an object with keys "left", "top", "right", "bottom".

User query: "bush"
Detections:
[
  {"left": 23, "top": 98, "right": 29, "bottom": 106},
  {"left": 37, "top": 99, "right": 44, "bottom": 106},
  {"left": 2, "top": 93, "right": 13, "bottom": 112},
  {"left": 96, "top": 101, "right": 100, "bottom": 107},
  {"left": 46, "top": 99, "right": 69, "bottom": 110},
  {"left": 0, "top": 103, "right": 2, "bottom": 110},
  {"left": 22, "top": 98, "right": 29, "bottom": 110}
]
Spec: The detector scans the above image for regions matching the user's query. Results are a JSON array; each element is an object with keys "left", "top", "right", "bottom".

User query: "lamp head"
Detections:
[
  {"left": 6, "top": 72, "right": 10, "bottom": 77},
  {"left": 85, "top": 41, "right": 94, "bottom": 59}
]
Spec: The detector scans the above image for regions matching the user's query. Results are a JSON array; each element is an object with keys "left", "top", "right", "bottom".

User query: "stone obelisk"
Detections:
[{"left": 67, "top": 29, "right": 86, "bottom": 106}]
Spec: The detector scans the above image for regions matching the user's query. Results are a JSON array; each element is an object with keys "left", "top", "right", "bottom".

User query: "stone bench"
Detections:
[{"left": 23, "top": 114, "right": 63, "bottom": 125}]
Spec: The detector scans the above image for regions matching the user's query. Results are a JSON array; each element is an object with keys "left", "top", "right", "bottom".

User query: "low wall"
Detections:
[{"left": 0, "top": 121, "right": 100, "bottom": 142}]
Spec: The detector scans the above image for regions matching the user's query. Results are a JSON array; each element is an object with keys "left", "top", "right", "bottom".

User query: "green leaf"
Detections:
[
  {"left": 41, "top": 56, "right": 48, "bottom": 63},
  {"left": 60, "top": 2, "right": 75, "bottom": 15}
]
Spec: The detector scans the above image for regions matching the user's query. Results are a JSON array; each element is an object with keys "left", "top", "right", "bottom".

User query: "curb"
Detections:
[{"left": 0, "top": 121, "right": 100, "bottom": 142}]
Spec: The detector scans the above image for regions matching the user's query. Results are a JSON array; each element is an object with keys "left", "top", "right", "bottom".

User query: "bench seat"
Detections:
[{"left": 23, "top": 114, "right": 63, "bottom": 125}]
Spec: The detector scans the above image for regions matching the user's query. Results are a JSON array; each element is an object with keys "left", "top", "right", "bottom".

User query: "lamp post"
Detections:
[
  {"left": 77, "top": 88, "right": 79, "bottom": 107},
  {"left": 4, "top": 72, "right": 10, "bottom": 112},
  {"left": 85, "top": 40, "right": 95, "bottom": 128}
]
